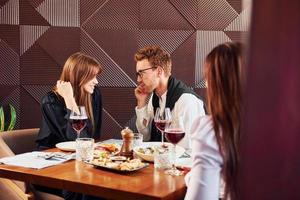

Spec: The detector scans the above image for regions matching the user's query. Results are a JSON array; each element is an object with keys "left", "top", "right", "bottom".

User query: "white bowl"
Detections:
[{"left": 133, "top": 142, "right": 185, "bottom": 162}]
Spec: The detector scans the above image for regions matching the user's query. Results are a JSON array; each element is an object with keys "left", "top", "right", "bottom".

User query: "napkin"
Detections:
[{"left": 0, "top": 151, "right": 75, "bottom": 169}]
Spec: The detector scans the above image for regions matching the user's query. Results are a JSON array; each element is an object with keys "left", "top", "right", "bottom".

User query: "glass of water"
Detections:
[
  {"left": 76, "top": 138, "right": 94, "bottom": 162},
  {"left": 133, "top": 133, "right": 143, "bottom": 148},
  {"left": 154, "top": 146, "right": 171, "bottom": 170}
]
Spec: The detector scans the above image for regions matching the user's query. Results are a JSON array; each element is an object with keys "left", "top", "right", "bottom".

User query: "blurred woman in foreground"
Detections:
[{"left": 185, "top": 42, "right": 243, "bottom": 200}]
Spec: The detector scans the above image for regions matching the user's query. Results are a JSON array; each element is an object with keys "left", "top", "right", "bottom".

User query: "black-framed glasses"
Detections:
[{"left": 136, "top": 67, "right": 157, "bottom": 78}]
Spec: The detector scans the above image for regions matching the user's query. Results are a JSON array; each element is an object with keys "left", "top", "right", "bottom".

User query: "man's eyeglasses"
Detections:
[{"left": 136, "top": 67, "right": 157, "bottom": 78}]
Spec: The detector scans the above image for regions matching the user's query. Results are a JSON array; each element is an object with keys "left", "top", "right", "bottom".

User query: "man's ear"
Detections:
[{"left": 157, "top": 66, "right": 163, "bottom": 76}]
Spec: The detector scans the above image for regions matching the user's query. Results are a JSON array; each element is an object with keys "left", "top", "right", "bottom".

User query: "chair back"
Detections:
[{"left": 1, "top": 128, "right": 39, "bottom": 154}]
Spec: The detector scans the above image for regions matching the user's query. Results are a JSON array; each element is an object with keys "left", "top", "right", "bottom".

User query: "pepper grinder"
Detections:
[{"left": 119, "top": 127, "right": 134, "bottom": 159}]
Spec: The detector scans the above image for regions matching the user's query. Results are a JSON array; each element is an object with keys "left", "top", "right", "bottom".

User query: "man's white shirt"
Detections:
[{"left": 135, "top": 91, "right": 205, "bottom": 149}]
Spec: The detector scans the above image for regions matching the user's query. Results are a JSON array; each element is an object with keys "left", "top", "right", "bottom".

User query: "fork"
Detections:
[{"left": 39, "top": 153, "right": 68, "bottom": 160}]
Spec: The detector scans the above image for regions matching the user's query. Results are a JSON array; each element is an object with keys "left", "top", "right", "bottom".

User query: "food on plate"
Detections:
[
  {"left": 91, "top": 157, "right": 146, "bottom": 171},
  {"left": 93, "top": 150, "right": 109, "bottom": 159},
  {"left": 134, "top": 144, "right": 171, "bottom": 162},
  {"left": 136, "top": 145, "right": 168, "bottom": 155},
  {"left": 95, "top": 143, "right": 119, "bottom": 153}
]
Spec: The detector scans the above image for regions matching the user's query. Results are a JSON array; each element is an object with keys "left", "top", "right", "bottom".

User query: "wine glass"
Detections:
[
  {"left": 164, "top": 116, "right": 185, "bottom": 176},
  {"left": 69, "top": 106, "right": 88, "bottom": 138},
  {"left": 154, "top": 107, "right": 172, "bottom": 146}
]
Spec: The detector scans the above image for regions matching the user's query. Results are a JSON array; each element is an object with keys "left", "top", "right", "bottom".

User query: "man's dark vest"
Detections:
[{"left": 150, "top": 76, "right": 205, "bottom": 141}]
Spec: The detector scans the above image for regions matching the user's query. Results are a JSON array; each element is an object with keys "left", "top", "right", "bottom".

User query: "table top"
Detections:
[{"left": 0, "top": 153, "right": 187, "bottom": 200}]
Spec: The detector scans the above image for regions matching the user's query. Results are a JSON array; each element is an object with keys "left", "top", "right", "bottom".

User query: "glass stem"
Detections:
[
  {"left": 172, "top": 144, "right": 176, "bottom": 170},
  {"left": 161, "top": 131, "right": 164, "bottom": 146}
]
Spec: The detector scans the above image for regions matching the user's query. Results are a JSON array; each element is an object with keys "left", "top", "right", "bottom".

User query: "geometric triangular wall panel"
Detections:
[
  {"left": 0, "top": 39, "right": 19, "bottom": 85},
  {"left": 227, "top": 0, "right": 242, "bottom": 13},
  {"left": 171, "top": 32, "right": 197, "bottom": 86},
  {"left": 81, "top": 31, "right": 136, "bottom": 87},
  {"left": 20, "top": 25, "right": 49, "bottom": 55},
  {"left": 225, "top": 5, "right": 252, "bottom": 31},
  {"left": 22, "top": 85, "right": 53, "bottom": 103},
  {"left": 20, "top": 44, "right": 61, "bottom": 85},
  {"left": 19, "top": 0, "right": 50, "bottom": 26},
  {"left": 197, "top": 0, "right": 238, "bottom": 30},
  {"left": 195, "top": 31, "right": 231, "bottom": 86},
  {"left": 36, "top": 0, "right": 79, "bottom": 27},
  {"left": 101, "top": 87, "right": 136, "bottom": 126},
  {"left": 0, "top": 24, "right": 20, "bottom": 54},
  {"left": 80, "top": 0, "right": 107, "bottom": 25},
  {"left": 20, "top": 86, "right": 41, "bottom": 128},
  {"left": 224, "top": 31, "right": 249, "bottom": 43},
  {"left": 82, "top": 0, "right": 139, "bottom": 30},
  {"left": 0, "top": 0, "right": 19, "bottom": 25},
  {"left": 169, "top": 0, "right": 198, "bottom": 29},
  {"left": 138, "top": 29, "right": 194, "bottom": 54},
  {"left": 140, "top": 0, "right": 194, "bottom": 30},
  {"left": 37, "top": 27, "right": 80, "bottom": 66},
  {"left": 101, "top": 108, "right": 123, "bottom": 140},
  {"left": 82, "top": 28, "right": 138, "bottom": 80}
]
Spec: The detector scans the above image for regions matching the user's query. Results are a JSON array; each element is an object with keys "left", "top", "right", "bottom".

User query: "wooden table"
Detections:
[{"left": 0, "top": 155, "right": 187, "bottom": 200}]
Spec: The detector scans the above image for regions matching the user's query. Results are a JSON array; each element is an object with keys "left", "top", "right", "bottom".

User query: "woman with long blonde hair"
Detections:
[
  {"left": 185, "top": 42, "right": 243, "bottom": 200},
  {"left": 36, "top": 52, "right": 103, "bottom": 149}
]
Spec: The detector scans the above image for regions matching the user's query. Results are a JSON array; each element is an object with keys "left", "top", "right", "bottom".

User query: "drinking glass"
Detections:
[
  {"left": 164, "top": 116, "right": 185, "bottom": 176},
  {"left": 76, "top": 138, "right": 94, "bottom": 162},
  {"left": 154, "top": 146, "right": 171, "bottom": 170},
  {"left": 69, "top": 106, "right": 88, "bottom": 138},
  {"left": 133, "top": 133, "right": 143, "bottom": 148},
  {"left": 154, "top": 107, "right": 171, "bottom": 146}
]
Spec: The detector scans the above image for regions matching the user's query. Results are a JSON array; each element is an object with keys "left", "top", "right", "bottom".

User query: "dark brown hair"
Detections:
[
  {"left": 56, "top": 52, "right": 102, "bottom": 127},
  {"left": 134, "top": 45, "right": 172, "bottom": 76},
  {"left": 205, "top": 42, "right": 243, "bottom": 200}
]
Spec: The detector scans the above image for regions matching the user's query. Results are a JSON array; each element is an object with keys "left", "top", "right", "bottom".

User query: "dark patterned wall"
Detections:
[{"left": 0, "top": 0, "right": 251, "bottom": 139}]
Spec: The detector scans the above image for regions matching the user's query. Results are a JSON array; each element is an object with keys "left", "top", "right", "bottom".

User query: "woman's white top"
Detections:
[{"left": 185, "top": 115, "right": 224, "bottom": 200}]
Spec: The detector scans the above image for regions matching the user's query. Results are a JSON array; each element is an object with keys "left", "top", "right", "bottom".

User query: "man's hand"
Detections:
[{"left": 135, "top": 85, "right": 150, "bottom": 109}]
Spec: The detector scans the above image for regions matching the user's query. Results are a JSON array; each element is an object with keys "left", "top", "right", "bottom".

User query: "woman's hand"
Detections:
[
  {"left": 56, "top": 81, "right": 74, "bottom": 100},
  {"left": 56, "top": 81, "right": 79, "bottom": 113}
]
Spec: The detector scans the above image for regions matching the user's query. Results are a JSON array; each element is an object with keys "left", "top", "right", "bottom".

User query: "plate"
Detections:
[
  {"left": 55, "top": 141, "right": 76, "bottom": 152},
  {"left": 133, "top": 142, "right": 185, "bottom": 162},
  {"left": 91, "top": 159, "right": 149, "bottom": 173}
]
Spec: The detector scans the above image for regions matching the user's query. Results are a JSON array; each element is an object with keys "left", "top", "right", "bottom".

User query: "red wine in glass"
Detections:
[
  {"left": 164, "top": 129, "right": 185, "bottom": 144},
  {"left": 71, "top": 118, "right": 87, "bottom": 133},
  {"left": 154, "top": 108, "right": 172, "bottom": 146},
  {"left": 155, "top": 120, "right": 171, "bottom": 132},
  {"left": 164, "top": 116, "right": 185, "bottom": 176},
  {"left": 69, "top": 106, "right": 88, "bottom": 137}
]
